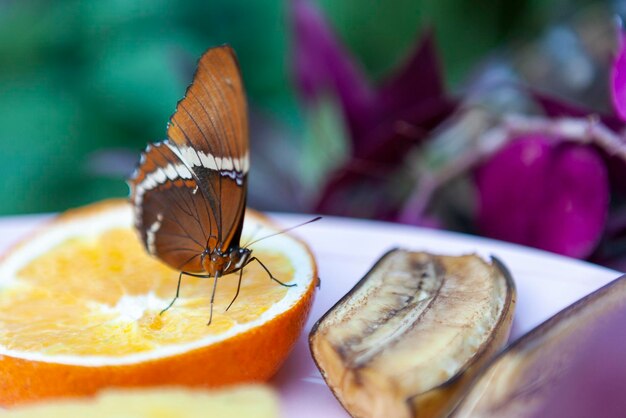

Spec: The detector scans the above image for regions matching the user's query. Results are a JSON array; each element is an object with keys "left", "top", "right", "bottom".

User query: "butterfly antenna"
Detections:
[
  {"left": 241, "top": 224, "right": 264, "bottom": 248},
  {"left": 245, "top": 216, "right": 322, "bottom": 248}
]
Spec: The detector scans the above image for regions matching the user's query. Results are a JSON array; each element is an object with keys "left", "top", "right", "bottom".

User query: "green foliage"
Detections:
[
  {"left": 0, "top": 0, "right": 597, "bottom": 214},
  {"left": 316, "top": 0, "right": 582, "bottom": 85},
  {"left": 0, "top": 0, "right": 296, "bottom": 214}
]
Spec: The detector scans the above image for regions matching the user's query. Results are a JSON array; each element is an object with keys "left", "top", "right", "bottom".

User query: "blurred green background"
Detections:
[{"left": 0, "top": 0, "right": 592, "bottom": 215}]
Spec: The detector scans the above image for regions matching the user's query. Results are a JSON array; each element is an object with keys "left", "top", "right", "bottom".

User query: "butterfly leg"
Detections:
[
  {"left": 207, "top": 272, "right": 220, "bottom": 326},
  {"left": 225, "top": 267, "right": 244, "bottom": 312},
  {"left": 161, "top": 271, "right": 211, "bottom": 315},
  {"left": 248, "top": 257, "right": 296, "bottom": 287},
  {"left": 160, "top": 271, "right": 185, "bottom": 315}
]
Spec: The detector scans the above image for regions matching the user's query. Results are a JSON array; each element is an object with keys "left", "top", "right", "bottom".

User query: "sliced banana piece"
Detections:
[
  {"left": 451, "top": 273, "right": 626, "bottom": 418},
  {"left": 309, "top": 250, "right": 516, "bottom": 418}
]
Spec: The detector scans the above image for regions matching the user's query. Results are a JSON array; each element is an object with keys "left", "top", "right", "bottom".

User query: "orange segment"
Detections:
[
  {"left": 0, "top": 386, "right": 280, "bottom": 418},
  {"left": 0, "top": 199, "right": 317, "bottom": 405},
  {"left": 8, "top": 228, "right": 291, "bottom": 353}
]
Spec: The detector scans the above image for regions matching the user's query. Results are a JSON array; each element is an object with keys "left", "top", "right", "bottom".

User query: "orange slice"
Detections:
[
  {"left": 0, "top": 199, "right": 317, "bottom": 406},
  {"left": 0, "top": 386, "right": 279, "bottom": 418}
]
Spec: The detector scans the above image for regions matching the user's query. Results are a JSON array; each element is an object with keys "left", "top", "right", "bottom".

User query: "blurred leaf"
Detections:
[
  {"left": 300, "top": 95, "right": 349, "bottom": 197},
  {"left": 183, "top": 1, "right": 300, "bottom": 125},
  {"left": 0, "top": 76, "right": 98, "bottom": 214},
  {"left": 86, "top": 35, "right": 204, "bottom": 138},
  {"left": 317, "top": 0, "right": 582, "bottom": 86},
  {"left": 247, "top": 110, "right": 306, "bottom": 212},
  {"left": 0, "top": 0, "right": 82, "bottom": 73},
  {"left": 79, "top": 0, "right": 185, "bottom": 29},
  {"left": 317, "top": 0, "right": 426, "bottom": 80}
]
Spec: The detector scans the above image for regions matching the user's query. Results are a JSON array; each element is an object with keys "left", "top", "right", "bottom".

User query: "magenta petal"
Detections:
[
  {"left": 377, "top": 29, "right": 446, "bottom": 120},
  {"left": 538, "top": 145, "right": 609, "bottom": 256},
  {"left": 476, "top": 136, "right": 609, "bottom": 258},
  {"left": 611, "top": 33, "right": 626, "bottom": 121},
  {"left": 477, "top": 136, "right": 552, "bottom": 246}
]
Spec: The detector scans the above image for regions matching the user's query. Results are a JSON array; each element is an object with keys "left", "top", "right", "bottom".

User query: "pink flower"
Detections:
[
  {"left": 476, "top": 135, "right": 609, "bottom": 258},
  {"left": 291, "top": 0, "right": 454, "bottom": 218}
]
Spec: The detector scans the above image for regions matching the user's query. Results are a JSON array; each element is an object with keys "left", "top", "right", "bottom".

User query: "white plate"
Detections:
[{"left": 0, "top": 213, "right": 620, "bottom": 417}]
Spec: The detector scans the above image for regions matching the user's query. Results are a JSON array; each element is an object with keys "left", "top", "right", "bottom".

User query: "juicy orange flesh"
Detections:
[{"left": 0, "top": 228, "right": 293, "bottom": 356}]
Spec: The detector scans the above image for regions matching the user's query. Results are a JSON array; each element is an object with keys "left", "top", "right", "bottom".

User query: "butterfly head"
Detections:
[
  {"left": 200, "top": 246, "right": 252, "bottom": 277},
  {"left": 230, "top": 247, "right": 252, "bottom": 272}
]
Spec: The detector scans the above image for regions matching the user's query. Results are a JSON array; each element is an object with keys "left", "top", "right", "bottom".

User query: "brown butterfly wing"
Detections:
[
  {"left": 166, "top": 45, "right": 248, "bottom": 252},
  {"left": 130, "top": 45, "right": 249, "bottom": 272},
  {"left": 129, "top": 141, "right": 213, "bottom": 273}
]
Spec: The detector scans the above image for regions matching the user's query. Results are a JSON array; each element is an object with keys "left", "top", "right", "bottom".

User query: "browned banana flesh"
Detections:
[
  {"left": 451, "top": 274, "right": 626, "bottom": 418},
  {"left": 309, "top": 250, "right": 516, "bottom": 418}
]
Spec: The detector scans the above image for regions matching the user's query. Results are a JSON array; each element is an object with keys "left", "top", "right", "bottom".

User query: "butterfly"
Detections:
[{"left": 128, "top": 45, "right": 294, "bottom": 325}]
